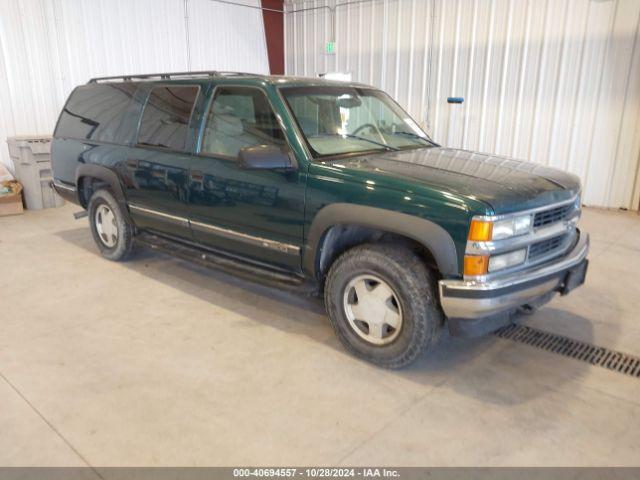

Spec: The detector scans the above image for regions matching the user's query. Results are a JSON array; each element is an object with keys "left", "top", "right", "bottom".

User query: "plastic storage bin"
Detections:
[{"left": 6, "top": 136, "right": 64, "bottom": 210}]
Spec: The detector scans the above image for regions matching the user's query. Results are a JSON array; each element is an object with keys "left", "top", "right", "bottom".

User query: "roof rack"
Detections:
[{"left": 88, "top": 70, "right": 256, "bottom": 83}]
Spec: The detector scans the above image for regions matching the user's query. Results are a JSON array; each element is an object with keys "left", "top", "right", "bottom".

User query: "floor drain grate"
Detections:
[{"left": 495, "top": 324, "right": 640, "bottom": 378}]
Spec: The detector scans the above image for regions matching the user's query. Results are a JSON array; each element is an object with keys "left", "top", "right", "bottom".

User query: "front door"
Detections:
[
  {"left": 126, "top": 84, "right": 200, "bottom": 239},
  {"left": 188, "top": 85, "right": 305, "bottom": 271}
]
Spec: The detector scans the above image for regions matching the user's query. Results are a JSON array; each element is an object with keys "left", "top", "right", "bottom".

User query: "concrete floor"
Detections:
[{"left": 1, "top": 204, "right": 639, "bottom": 467}]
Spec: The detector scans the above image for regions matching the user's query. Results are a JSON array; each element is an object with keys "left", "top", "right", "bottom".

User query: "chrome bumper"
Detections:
[{"left": 439, "top": 231, "right": 589, "bottom": 320}]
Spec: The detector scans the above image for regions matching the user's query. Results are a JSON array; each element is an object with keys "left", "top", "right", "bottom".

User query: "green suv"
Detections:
[{"left": 51, "top": 71, "right": 589, "bottom": 368}]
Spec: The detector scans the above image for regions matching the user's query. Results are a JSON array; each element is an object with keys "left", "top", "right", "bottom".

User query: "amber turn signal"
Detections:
[
  {"left": 464, "top": 255, "right": 489, "bottom": 276},
  {"left": 468, "top": 219, "right": 493, "bottom": 241}
]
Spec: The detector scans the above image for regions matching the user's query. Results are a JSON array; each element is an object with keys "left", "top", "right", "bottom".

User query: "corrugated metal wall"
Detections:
[
  {"left": 285, "top": 0, "right": 640, "bottom": 209},
  {"left": 0, "top": 0, "right": 269, "bottom": 171}
]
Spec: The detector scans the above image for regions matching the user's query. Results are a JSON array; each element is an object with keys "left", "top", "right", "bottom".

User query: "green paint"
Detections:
[{"left": 53, "top": 74, "right": 581, "bottom": 278}]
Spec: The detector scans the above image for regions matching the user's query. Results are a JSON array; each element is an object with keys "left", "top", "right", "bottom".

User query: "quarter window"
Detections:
[
  {"left": 138, "top": 86, "right": 199, "bottom": 151},
  {"left": 54, "top": 83, "right": 138, "bottom": 142},
  {"left": 201, "top": 87, "right": 285, "bottom": 158}
]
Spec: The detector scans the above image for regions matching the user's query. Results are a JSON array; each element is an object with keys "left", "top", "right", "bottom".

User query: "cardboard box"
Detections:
[
  {"left": 0, "top": 181, "right": 24, "bottom": 216},
  {"left": 0, "top": 162, "right": 14, "bottom": 182}
]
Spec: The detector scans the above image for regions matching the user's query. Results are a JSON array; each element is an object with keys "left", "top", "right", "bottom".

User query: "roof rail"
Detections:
[{"left": 88, "top": 70, "right": 255, "bottom": 83}]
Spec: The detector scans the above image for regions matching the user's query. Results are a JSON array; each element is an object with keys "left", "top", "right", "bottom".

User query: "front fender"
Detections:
[{"left": 304, "top": 203, "right": 459, "bottom": 278}]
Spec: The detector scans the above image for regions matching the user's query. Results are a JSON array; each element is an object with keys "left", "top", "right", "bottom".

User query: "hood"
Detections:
[{"left": 329, "top": 147, "right": 581, "bottom": 214}]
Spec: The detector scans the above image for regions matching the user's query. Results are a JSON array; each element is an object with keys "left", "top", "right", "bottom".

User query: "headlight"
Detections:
[
  {"left": 468, "top": 214, "right": 532, "bottom": 241},
  {"left": 492, "top": 215, "right": 532, "bottom": 240},
  {"left": 465, "top": 213, "right": 532, "bottom": 277},
  {"left": 488, "top": 249, "right": 527, "bottom": 272}
]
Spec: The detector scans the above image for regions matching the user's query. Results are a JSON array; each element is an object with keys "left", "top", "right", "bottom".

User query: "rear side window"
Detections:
[
  {"left": 54, "top": 83, "right": 138, "bottom": 142},
  {"left": 137, "top": 86, "right": 199, "bottom": 151}
]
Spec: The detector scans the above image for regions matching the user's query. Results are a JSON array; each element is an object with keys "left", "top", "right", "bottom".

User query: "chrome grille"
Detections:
[
  {"left": 533, "top": 203, "right": 573, "bottom": 228},
  {"left": 526, "top": 199, "right": 579, "bottom": 265},
  {"left": 528, "top": 235, "right": 567, "bottom": 262},
  {"left": 465, "top": 196, "right": 581, "bottom": 280}
]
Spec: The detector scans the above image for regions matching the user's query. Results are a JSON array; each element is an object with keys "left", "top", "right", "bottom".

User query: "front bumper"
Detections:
[{"left": 439, "top": 230, "right": 589, "bottom": 325}]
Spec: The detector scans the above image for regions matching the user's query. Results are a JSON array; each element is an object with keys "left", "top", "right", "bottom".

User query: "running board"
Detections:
[{"left": 135, "top": 233, "right": 317, "bottom": 295}]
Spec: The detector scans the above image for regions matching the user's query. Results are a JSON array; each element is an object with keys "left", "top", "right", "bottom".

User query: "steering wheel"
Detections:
[{"left": 352, "top": 123, "right": 378, "bottom": 136}]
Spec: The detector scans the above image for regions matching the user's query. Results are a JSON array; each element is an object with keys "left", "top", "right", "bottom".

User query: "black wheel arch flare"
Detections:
[
  {"left": 304, "top": 203, "right": 459, "bottom": 280},
  {"left": 75, "top": 164, "right": 132, "bottom": 222}
]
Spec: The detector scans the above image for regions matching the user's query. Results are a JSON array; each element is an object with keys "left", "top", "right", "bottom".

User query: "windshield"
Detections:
[{"left": 281, "top": 86, "right": 436, "bottom": 158}]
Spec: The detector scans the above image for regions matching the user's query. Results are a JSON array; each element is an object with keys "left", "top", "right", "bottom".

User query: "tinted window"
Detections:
[
  {"left": 138, "top": 86, "right": 199, "bottom": 151},
  {"left": 201, "top": 87, "right": 285, "bottom": 158},
  {"left": 54, "top": 83, "right": 138, "bottom": 142}
]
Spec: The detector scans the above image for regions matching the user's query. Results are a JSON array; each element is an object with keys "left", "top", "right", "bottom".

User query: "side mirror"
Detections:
[{"left": 237, "top": 145, "right": 297, "bottom": 171}]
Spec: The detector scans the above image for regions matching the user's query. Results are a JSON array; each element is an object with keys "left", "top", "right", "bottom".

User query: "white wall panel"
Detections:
[
  {"left": 187, "top": 0, "right": 269, "bottom": 72},
  {"left": 0, "top": 0, "right": 268, "bottom": 171},
  {"left": 285, "top": 0, "right": 640, "bottom": 209}
]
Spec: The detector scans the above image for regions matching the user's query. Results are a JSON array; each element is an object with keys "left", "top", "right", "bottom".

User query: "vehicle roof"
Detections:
[
  {"left": 261, "top": 74, "right": 372, "bottom": 89},
  {"left": 89, "top": 71, "right": 373, "bottom": 89}
]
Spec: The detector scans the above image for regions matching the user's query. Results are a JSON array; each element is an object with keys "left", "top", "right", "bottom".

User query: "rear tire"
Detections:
[
  {"left": 324, "top": 243, "right": 443, "bottom": 368},
  {"left": 88, "top": 188, "right": 135, "bottom": 261}
]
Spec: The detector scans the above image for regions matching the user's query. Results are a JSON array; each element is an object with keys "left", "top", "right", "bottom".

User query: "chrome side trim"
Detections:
[
  {"left": 439, "top": 231, "right": 589, "bottom": 319},
  {"left": 128, "top": 203, "right": 300, "bottom": 255},
  {"left": 52, "top": 180, "right": 76, "bottom": 193},
  {"left": 190, "top": 220, "right": 300, "bottom": 255},
  {"left": 128, "top": 204, "right": 189, "bottom": 226}
]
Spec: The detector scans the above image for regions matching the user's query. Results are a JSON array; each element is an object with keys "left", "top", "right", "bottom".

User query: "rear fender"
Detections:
[{"left": 75, "top": 164, "right": 132, "bottom": 222}]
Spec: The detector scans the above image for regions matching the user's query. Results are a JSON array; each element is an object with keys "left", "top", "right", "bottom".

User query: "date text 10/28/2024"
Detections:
[{"left": 233, "top": 469, "right": 400, "bottom": 478}]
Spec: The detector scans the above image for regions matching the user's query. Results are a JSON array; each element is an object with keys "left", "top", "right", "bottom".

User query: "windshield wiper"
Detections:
[
  {"left": 389, "top": 131, "right": 433, "bottom": 144},
  {"left": 310, "top": 133, "right": 398, "bottom": 151},
  {"left": 138, "top": 141, "right": 172, "bottom": 149}
]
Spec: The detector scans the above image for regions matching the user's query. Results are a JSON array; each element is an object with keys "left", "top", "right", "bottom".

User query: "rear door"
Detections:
[
  {"left": 126, "top": 84, "right": 200, "bottom": 239},
  {"left": 188, "top": 85, "right": 306, "bottom": 271}
]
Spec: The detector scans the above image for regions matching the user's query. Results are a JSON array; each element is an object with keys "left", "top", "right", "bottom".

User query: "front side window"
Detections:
[
  {"left": 282, "top": 86, "right": 434, "bottom": 158},
  {"left": 201, "top": 87, "right": 285, "bottom": 158},
  {"left": 138, "top": 86, "right": 199, "bottom": 151}
]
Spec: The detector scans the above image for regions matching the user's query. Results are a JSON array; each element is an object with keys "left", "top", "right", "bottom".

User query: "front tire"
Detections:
[
  {"left": 88, "top": 188, "right": 135, "bottom": 261},
  {"left": 325, "top": 243, "right": 443, "bottom": 368}
]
